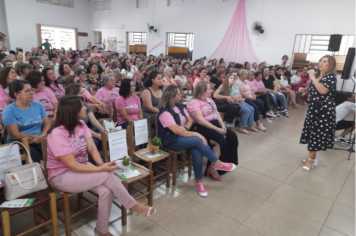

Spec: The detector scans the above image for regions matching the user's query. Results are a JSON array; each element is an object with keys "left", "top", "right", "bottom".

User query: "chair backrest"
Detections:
[
  {"left": 89, "top": 103, "right": 113, "bottom": 120},
  {"left": 101, "top": 126, "right": 133, "bottom": 163},
  {"left": 0, "top": 138, "right": 32, "bottom": 164},
  {"left": 41, "top": 139, "right": 49, "bottom": 179}
]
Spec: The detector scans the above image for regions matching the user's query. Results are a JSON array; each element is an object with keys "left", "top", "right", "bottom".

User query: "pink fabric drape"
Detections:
[{"left": 207, "top": 0, "right": 260, "bottom": 65}]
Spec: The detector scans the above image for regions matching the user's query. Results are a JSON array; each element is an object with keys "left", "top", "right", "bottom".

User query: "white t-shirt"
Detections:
[
  {"left": 290, "top": 75, "right": 300, "bottom": 84},
  {"left": 336, "top": 101, "right": 355, "bottom": 122},
  {"left": 279, "top": 75, "right": 289, "bottom": 87},
  {"left": 121, "top": 68, "right": 134, "bottom": 79},
  {"left": 280, "top": 60, "right": 290, "bottom": 68}
]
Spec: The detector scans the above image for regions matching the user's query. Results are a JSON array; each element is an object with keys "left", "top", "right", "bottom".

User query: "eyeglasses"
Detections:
[{"left": 17, "top": 88, "right": 35, "bottom": 94}]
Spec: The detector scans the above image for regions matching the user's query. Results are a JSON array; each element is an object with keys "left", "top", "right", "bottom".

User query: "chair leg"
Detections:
[
  {"left": 77, "top": 192, "right": 83, "bottom": 210},
  {"left": 121, "top": 207, "right": 127, "bottom": 226},
  {"left": 1, "top": 211, "right": 10, "bottom": 236},
  {"left": 63, "top": 194, "right": 72, "bottom": 236},
  {"left": 172, "top": 152, "right": 177, "bottom": 186},
  {"left": 166, "top": 155, "right": 171, "bottom": 188},
  {"left": 49, "top": 192, "right": 59, "bottom": 236},
  {"left": 188, "top": 154, "right": 193, "bottom": 177},
  {"left": 33, "top": 206, "right": 41, "bottom": 225},
  {"left": 148, "top": 171, "right": 153, "bottom": 206}
]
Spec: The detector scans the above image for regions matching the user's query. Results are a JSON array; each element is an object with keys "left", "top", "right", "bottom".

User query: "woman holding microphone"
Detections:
[{"left": 300, "top": 55, "right": 337, "bottom": 171}]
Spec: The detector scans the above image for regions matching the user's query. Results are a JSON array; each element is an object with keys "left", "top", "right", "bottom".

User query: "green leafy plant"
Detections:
[
  {"left": 122, "top": 156, "right": 131, "bottom": 166},
  {"left": 151, "top": 137, "right": 162, "bottom": 147}
]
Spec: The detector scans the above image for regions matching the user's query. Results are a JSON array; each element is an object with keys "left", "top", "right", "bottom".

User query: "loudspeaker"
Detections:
[
  {"left": 341, "top": 47, "right": 355, "bottom": 79},
  {"left": 328, "top": 34, "right": 343, "bottom": 51}
]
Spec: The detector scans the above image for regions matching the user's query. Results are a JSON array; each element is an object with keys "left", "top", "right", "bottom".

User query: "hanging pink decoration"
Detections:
[{"left": 207, "top": 0, "right": 260, "bottom": 65}]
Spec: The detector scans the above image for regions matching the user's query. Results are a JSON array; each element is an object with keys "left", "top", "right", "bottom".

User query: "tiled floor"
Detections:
[{"left": 9, "top": 105, "right": 355, "bottom": 236}]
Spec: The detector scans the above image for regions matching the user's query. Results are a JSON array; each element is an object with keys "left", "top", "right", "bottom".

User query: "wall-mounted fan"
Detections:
[
  {"left": 251, "top": 21, "right": 264, "bottom": 36},
  {"left": 147, "top": 23, "right": 157, "bottom": 33}
]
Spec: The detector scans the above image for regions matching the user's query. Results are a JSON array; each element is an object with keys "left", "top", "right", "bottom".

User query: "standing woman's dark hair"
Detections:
[
  {"left": 121, "top": 59, "right": 131, "bottom": 73},
  {"left": 119, "top": 79, "right": 133, "bottom": 99},
  {"left": 49, "top": 95, "right": 83, "bottom": 137}
]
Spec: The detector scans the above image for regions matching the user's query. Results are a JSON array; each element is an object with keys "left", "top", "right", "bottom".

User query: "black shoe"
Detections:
[
  {"left": 282, "top": 111, "right": 289, "bottom": 117},
  {"left": 274, "top": 110, "right": 280, "bottom": 117}
]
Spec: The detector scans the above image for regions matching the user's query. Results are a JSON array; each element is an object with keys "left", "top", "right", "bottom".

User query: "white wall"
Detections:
[
  {"left": 0, "top": 0, "right": 10, "bottom": 50},
  {"left": 92, "top": 0, "right": 355, "bottom": 65},
  {"left": 4, "top": 0, "right": 94, "bottom": 51}
]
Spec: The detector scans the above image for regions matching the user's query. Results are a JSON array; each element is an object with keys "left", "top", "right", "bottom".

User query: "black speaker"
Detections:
[
  {"left": 328, "top": 34, "right": 343, "bottom": 51},
  {"left": 341, "top": 47, "right": 355, "bottom": 79}
]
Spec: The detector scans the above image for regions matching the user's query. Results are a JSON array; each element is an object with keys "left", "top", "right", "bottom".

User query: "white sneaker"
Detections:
[
  {"left": 262, "top": 118, "right": 273, "bottom": 123},
  {"left": 266, "top": 111, "right": 276, "bottom": 118}
]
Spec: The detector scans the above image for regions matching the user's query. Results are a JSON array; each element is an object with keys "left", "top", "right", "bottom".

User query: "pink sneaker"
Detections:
[
  {"left": 195, "top": 183, "right": 208, "bottom": 197},
  {"left": 213, "top": 162, "right": 236, "bottom": 172}
]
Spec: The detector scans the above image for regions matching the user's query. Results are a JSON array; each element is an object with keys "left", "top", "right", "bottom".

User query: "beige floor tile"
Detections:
[
  {"left": 243, "top": 157, "right": 297, "bottom": 181},
  {"left": 315, "top": 150, "right": 354, "bottom": 169},
  {"left": 238, "top": 151, "right": 258, "bottom": 166},
  {"left": 275, "top": 140, "right": 311, "bottom": 156},
  {"left": 262, "top": 126, "right": 300, "bottom": 140},
  {"left": 309, "top": 161, "right": 353, "bottom": 183},
  {"left": 136, "top": 224, "right": 173, "bottom": 236},
  {"left": 285, "top": 170, "right": 344, "bottom": 200},
  {"left": 238, "top": 133, "right": 282, "bottom": 147},
  {"left": 157, "top": 200, "right": 238, "bottom": 236},
  {"left": 222, "top": 168, "right": 282, "bottom": 199},
  {"left": 231, "top": 225, "right": 263, "bottom": 236},
  {"left": 73, "top": 213, "right": 154, "bottom": 236},
  {"left": 267, "top": 183, "right": 334, "bottom": 224},
  {"left": 244, "top": 201, "right": 322, "bottom": 236},
  {"left": 336, "top": 184, "right": 355, "bottom": 208},
  {"left": 285, "top": 132, "right": 303, "bottom": 144},
  {"left": 194, "top": 183, "right": 264, "bottom": 223},
  {"left": 325, "top": 202, "right": 355, "bottom": 236},
  {"left": 319, "top": 226, "right": 348, "bottom": 236},
  {"left": 142, "top": 186, "right": 191, "bottom": 222},
  {"left": 344, "top": 166, "right": 355, "bottom": 186},
  {"left": 238, "top": 141, "right": 271, "bottom": 156},
  {"left": 260, "top": 148, "right": 305, "bottom": 167}
]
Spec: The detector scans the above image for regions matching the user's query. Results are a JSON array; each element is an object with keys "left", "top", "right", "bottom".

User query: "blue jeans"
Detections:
[
  {"left": 164, "top": 136, "right": 219, "bottom": 180},
  {"left": 268, "top": 92, "right": 287, "bottom": 110},
  {"left": 245, "top": 99, "right": 264, "bottom": 121},
  {"left": 237, "top": 102, "right": 254, "bottom": 127},
  {"left": 93, "top": 131, "right": 102, "bottom": 150}
]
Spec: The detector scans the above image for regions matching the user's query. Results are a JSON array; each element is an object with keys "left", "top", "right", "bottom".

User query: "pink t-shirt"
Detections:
[
  {"left": 188, "top": 75, "right": 196, "bottom": 82},
  {"left": 0, "top": 86, "right": 14, "bottom": 104},
  {"left": 236, "top": 79, "right": 252, "bottom": 97},
  {"left": 48, "top": 84, "right": 65, "bottom": 99},
  {"left": 253, "top": 79, "right": 265, "bottom": 91},
  {"left": 115, "top": 94, "right": 141, "bottom": 125},
  {"left": 46, "top": 121, "right": 92, "bottom": 181},
  {"left": 95, "top": 87, "right": 119, "bottom": 105},
  {"left": 33, "top": 88, "right": 57, "bottom": 115},
  {"left": 83, "top": 88, "right": 92, "bottom": 101},
  {"left": 90, "top": 53, "right": 103, "bottom": 58},
  {"left": 247, "top": 80, "right": 258, "bottom": 93},
  {"left": 159, "top": 106, "right": 189, "bottom": 127},
  {"left": 193, "top": 77, "right": 209, "bottom": 88},
  {"left": 186, "top": 98, "right": 217, "bottom": 123},
  {"left": 0, "top": 97, "right": 6, "bottom": 124}
]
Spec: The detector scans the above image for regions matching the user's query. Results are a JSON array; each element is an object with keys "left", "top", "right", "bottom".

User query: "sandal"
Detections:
[{"left": 238, "top": 128, "right": 250, "bottom": 134}]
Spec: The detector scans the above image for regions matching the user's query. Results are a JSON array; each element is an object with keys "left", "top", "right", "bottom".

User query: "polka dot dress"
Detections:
[{"left": 300, "top": 72, "right": 336, "bottom": 151}]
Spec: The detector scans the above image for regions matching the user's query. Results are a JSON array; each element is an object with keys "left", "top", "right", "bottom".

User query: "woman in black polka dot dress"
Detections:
[{"left": 300, "top": 55, "right": 337, "bottom": 171}]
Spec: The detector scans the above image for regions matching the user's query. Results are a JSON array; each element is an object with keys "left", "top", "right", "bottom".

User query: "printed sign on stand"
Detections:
[
  {"left": 134, "top": 120, "right": 148, "bottom": 146},
  {"left": 108, "top": 130, "right": 128, "bottom": 161}
]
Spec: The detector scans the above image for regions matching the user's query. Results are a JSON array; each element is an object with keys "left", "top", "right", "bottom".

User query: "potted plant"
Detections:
[
  {"left": 148, "top": 137, "right": 162, "bottom": 154},
  {"left": 122, "top": 156, "right": 131, "bottom": 174}
]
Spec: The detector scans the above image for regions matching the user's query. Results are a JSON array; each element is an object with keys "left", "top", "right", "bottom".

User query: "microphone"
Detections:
[{"left": 311, "top": 66, "right": 319, "bottom": 74}]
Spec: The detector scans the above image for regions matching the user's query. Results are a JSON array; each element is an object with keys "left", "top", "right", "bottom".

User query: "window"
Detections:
[
  {"left": 137, "top": 0, "right": 148, "bottom": 8},
  {"left": 94, "top": 0, "right": 111, "bottom": 11},
  {"left": 293, "top": 34, "right": 355, "bottom": 62},
  {"left": 168, "top": 0, "right": 196, "bottom": 6},
  {"left": 167, "top": 33, "right": 194, "bottom": 48},
  {"left": 36, "top": 0, "right": 73, "bottom": 8},
  {"left": 128, "top": 32, "right": 147, "bottom": 45}
]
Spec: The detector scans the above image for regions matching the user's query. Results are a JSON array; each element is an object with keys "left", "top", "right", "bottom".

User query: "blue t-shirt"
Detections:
[{"left": 3, "top": 101, "right": 48, "bottom": 143}]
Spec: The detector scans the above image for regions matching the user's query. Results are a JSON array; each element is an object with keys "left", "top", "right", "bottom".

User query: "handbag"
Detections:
[{"left": 4, "top": 141, "right": 48, "bottom": 200}]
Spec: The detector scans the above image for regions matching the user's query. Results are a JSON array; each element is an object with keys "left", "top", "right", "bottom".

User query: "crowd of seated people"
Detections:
[{"left": 0, "top": 44, "right": 324, "bottom": 235}]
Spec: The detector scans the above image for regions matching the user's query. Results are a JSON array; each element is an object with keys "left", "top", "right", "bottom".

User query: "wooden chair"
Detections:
[
  {"left": 101, "top": 125, "right": 153, "bottom": 226},
  {"left": 0, "top": 138, "right": 58, "bottom": 236},
  {"left": 41, "top": 139, "right": 98, "bottom": 236},
  {"left": 112, "top": 101, "right": 117, "bottom": 123},
  {"left": 154, "top": 117, "right": 193, "bottom": 186},
  {"left": 89, "top": 103, "right": 113, "bottom": 120},
  {"left": 129, "top": 118, "right": 171, "bottom": 188}
]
